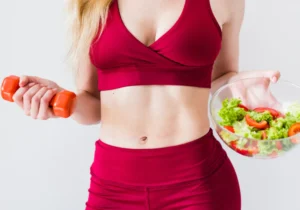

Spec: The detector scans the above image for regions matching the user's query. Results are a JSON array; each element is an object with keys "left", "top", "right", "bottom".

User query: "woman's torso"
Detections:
[{"left": 94, "top": 0, "right": 225, "bottom": 148}]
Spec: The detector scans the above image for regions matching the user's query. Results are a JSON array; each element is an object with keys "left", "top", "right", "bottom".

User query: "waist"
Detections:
[
  {"left": 100, "top": 86, "right": 211, "bottom": 148},
  {"left": 91, "top": 128, "right": 227, "bottom": 187}
]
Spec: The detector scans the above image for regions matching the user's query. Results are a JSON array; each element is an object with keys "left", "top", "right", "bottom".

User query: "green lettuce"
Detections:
[
  {"left": 248, "top": 111, "right": 273, "bottom": 123},
  {"left": 218, "top": 98, "right": 247, "bottom": 126},
  {"left": 257, "top": 141, "right": 278, "bottom": 155},
  {"left": 219, "top": 130, "right": 237, "bottom": 143},
  {"left": 232, "top": 119, "right": 262, "bottom": 139},
  {"left": 266, "top": 127, "right": 288, "bottom": 140},
  {"left": 286, "top": 102, "right": 300, "bottom": 118}
]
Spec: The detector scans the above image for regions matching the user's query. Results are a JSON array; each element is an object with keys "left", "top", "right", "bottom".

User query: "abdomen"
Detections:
[{"left": 99, "top": 85, "right": 211, "bottom": 148}]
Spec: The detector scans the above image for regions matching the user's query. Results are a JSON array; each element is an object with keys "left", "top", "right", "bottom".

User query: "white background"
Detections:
[{"left": 1, "top": 0, "right": 300, "bottom": 209}]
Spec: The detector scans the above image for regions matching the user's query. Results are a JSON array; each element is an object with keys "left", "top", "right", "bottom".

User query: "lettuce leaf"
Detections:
[
  {"left": 248, "top": 111, "right": 273, "bottom": 123},
  {"left": 286, "top": 102, "right": 300, "bottom": 118},
  {"left": 218, "top": 98, "right": 247, "bottom": 126},
  {"left": 266, "top": 127, "right": 288, "bottom": 140},
  {"left": 257, "top": 141, "right": 278, "bottom": 155},
  {"left": 232, "top": 119, "right": 262, "bottom": 139}
]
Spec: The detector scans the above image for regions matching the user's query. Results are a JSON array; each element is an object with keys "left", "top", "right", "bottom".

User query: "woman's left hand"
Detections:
[{"left": 229, "top": 70, "right": 282, "bottom": 111}]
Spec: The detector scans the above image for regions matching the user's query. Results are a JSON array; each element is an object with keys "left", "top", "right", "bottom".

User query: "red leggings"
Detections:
[{"left": 85, "top": 129, "right": 241, "bottom": 210}]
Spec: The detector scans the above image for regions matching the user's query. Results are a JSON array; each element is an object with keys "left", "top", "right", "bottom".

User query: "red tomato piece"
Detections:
[
  {"left": 230, "top": 140, "right": 253, "bottom": 157},
  {"left": 249, "top": 146, "right": 259, "bottom": 155},
  {"left": 224, "top": 126, "right": 235, "bottom": 133},
  {"left": 288, "top": 123, "right": 300, "bottom": 137},
  {"left": 253, "top": 107, "right": 280, "bottom": 118},
  {"left": 291, "top": 138, "right": 299, "bottom": 144},
  {"left": 245, "top": 114, "right": 268, "bottom": 129},
  {"left": 275, "top": 141, "right": 283, "bottom": 150},
  {"left": 238, "top": 104, "right": 249, "bottom": 111},
  {"left": 269, "top": 151, "right": 278, "bottom": 158},
  {"left": 262, "top": 131, "right": 267, "bottom": 140}
]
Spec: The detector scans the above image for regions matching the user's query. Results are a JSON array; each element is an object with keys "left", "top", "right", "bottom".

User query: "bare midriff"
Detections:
[{"left": 99, "top": 86, "right": 211, "bottom": 149}]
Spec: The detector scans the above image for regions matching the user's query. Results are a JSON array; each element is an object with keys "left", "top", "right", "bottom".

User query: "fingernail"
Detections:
[{"left": 272, "top": 76, "right": 277, "bottom": 82}]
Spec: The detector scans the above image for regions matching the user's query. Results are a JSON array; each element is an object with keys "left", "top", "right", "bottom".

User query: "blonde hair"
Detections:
[{"left": 66, "top": 0, "right": 113, "bottom": 72}]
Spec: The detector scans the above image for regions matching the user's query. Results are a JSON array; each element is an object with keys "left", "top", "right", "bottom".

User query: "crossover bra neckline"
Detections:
[{"left": 115, "top": 0, "right": 188, "bottom": 48}]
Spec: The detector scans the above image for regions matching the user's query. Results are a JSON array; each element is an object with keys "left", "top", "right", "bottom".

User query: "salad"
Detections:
[{"left": 217, "top": 98, "right": 300, "bottom": 157}]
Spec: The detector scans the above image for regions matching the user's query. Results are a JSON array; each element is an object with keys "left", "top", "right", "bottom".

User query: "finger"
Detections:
[
  {"left": 12, "top": 83, "right": 36, "bottom": 108},
  {"left": 272, "top": 71, "right": 281, "bottom": 82},
  {"left": 263, "top": 70, "right": 281, "bottom": 83},
  {"left": 23, "top": 84, "right": 42, "bottom": 115},
  {"left": 38, "top": 88, "right": 57, "bottom": 120},
  {"left": 19, "top": 75, "right": 51, "bottom": 87},
  {"left": 19, "top": 75, "right": 40, "bottom": 87},
  {"left": 30, "top": 87, "right": 48, "bottom": 119}
]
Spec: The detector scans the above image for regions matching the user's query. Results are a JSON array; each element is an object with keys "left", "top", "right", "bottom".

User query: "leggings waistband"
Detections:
[{"left": 90, "top": 128, "right": 227, "bottom": 187}]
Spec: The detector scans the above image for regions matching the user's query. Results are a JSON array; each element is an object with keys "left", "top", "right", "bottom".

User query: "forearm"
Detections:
[
  {"left": 211, "top": 71, "right": 238, "bottom": 95},
  {"left": 71, "top": 91, "right": 101, "bottom": 125}
]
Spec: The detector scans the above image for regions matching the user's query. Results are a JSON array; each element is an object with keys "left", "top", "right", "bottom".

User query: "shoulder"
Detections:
[{"left": 209, "top": 0, "right": 245, "bottom": 28}]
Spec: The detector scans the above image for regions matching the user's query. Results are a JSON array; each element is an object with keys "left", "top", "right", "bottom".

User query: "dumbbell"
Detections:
[{"left": 1, "top": 75, "right": 76, "bottom": 118}]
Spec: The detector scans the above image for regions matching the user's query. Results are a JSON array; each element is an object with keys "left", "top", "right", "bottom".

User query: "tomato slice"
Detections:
[
  {"left": 224, "top": 126, "right": 235, "bottom": 133},
  {"left": 291, "top": 138, "right": 299, "bottom": 144},
  {"left": 244, "top": 140, "right": 250, "bottom": 148},
  {"left": 247, "top": 147, "right": 258, "bottom": 156},
  {"left": 238, "top": 104, "right": 249, "bottom": 111},
  {"left": 252, "top": 141, "right": 258, "bottom": 147},
  {"left": 245, "top": 114, "right": 268, "bottom": 129},
  {"left": 230, "top": 140, "right": 253, "bottom": 157},
  {"left": 253, "top": 107, "right": 280, "bottom": 118},
  {"left": 262, "top": 130, "right": 267, "bottom": 140},
  {"left": 275, "top": 141, "right": 283, "bottom": 150},
  {"left": 246, "top": 141, "right": 259, "bottom": 155},
  {"left": 288, "top": 123, "right": 300, "bottom": 137},
  {"left": 249, "top": 146, "right": 259, "bottom": 155},
  {"left": 230, "top": 140, "right": 237, "bottom": 147},
  {"left": 268, "top": 151, "right": 278, "bottom": 158},
  {"left": 288, "top": 123, "right": 300, "bottom": 144}
]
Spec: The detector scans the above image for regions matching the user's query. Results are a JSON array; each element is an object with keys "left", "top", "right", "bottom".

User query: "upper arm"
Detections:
[
  {"left": 75, "top": 56, "right": 100, "bottom": 99},
  {"left": 211, "top": 0, "right": 245, "bottom": 81}
]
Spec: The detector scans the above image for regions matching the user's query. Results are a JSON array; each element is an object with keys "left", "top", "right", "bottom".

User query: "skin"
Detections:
[{"left": 14, "top": 0, "right": 280, "bottom": 148}]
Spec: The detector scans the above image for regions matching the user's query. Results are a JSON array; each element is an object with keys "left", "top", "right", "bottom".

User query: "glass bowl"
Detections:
[{"left": 209, "top": 77, "right": 300, "bottom": 159}]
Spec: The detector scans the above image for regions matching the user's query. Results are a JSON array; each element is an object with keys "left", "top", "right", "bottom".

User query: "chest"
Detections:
[{"left": 117, "top": 0, "right": 186, "bottom": 47}]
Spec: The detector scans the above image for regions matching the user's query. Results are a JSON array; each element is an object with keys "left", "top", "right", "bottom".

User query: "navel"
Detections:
[{"left": 139, "top": 136, "right": 148, "bottom": 144}]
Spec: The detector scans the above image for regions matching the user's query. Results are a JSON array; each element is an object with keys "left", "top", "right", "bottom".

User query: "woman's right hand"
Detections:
[{"left": 12, "top": 75, "right": 63, "bottom": 120}]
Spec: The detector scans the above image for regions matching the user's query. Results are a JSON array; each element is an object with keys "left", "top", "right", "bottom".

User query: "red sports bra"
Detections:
[{"left": 89, "top": 0, "right": 222, "bottom": 91}]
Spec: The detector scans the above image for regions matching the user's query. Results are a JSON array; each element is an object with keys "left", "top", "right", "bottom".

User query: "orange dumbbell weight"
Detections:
[{"left": 1, "top": 75, "right": 76, "bottom": 118}]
